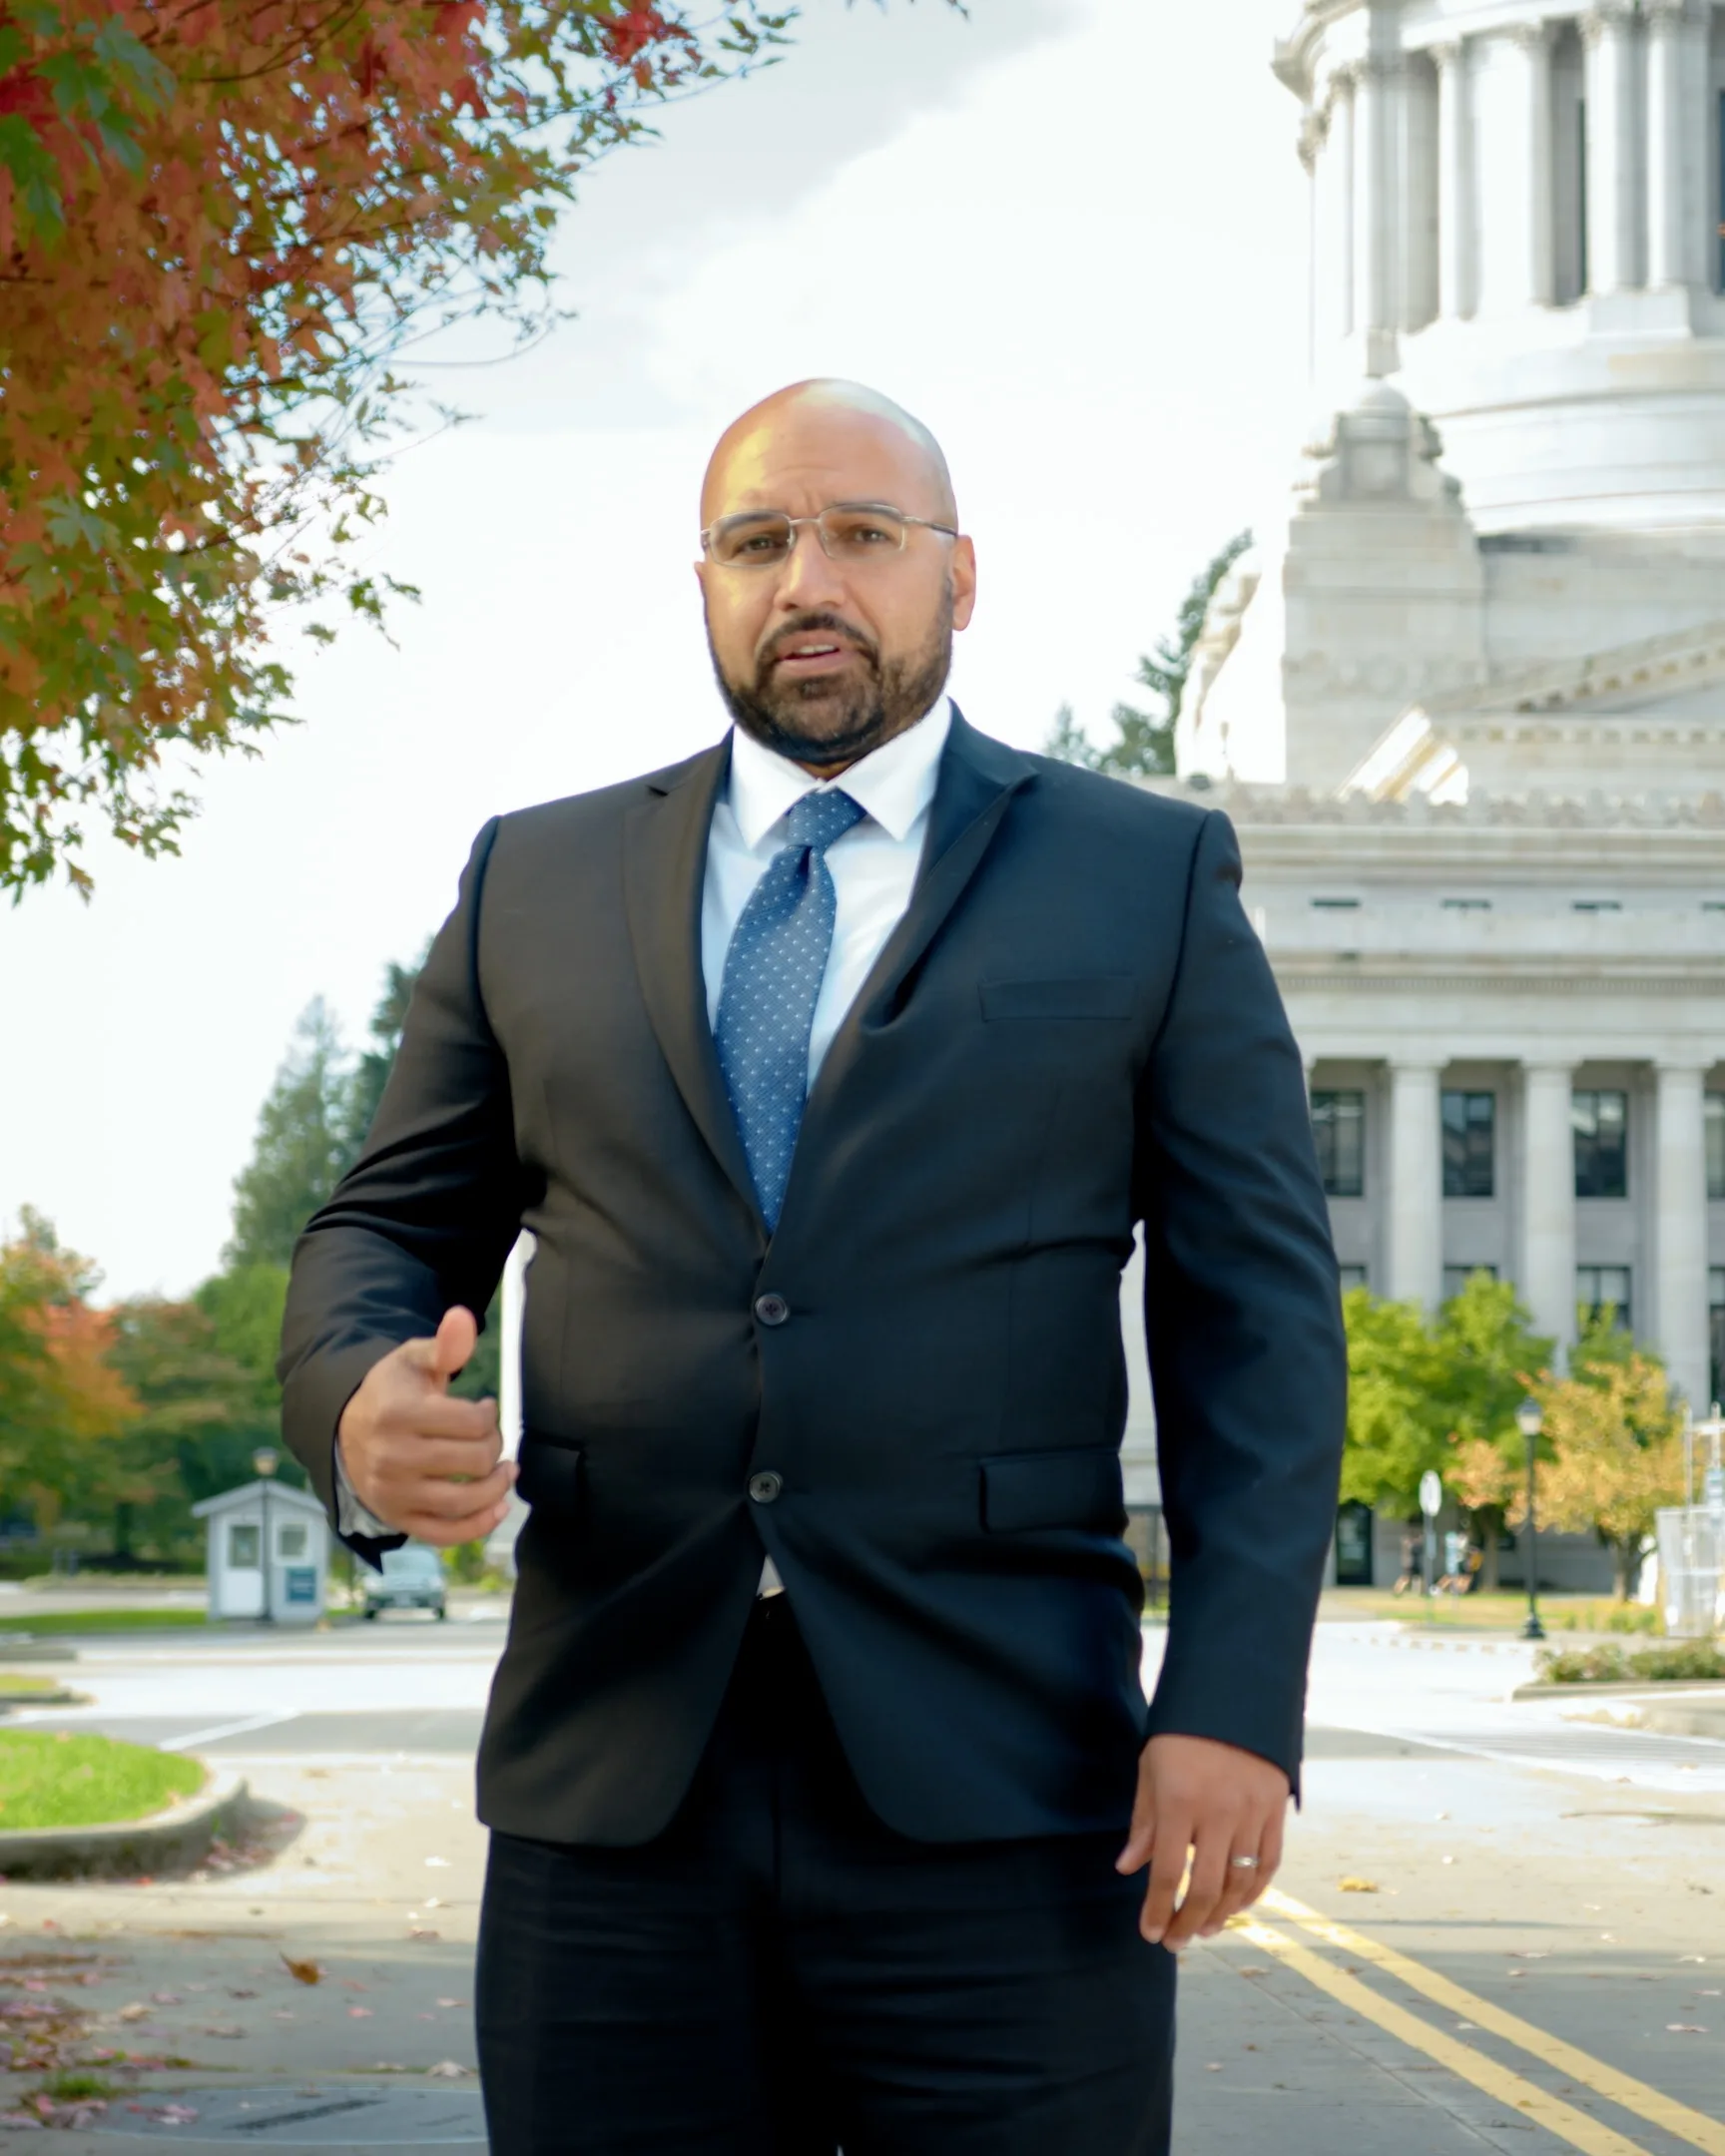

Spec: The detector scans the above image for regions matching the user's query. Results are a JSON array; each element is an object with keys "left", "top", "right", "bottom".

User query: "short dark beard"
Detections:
[{"left": 708, "top": 585, "right": 954, "bottom": 772}]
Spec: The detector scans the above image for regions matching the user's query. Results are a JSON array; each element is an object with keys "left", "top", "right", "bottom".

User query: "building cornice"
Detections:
[{"left": 1274, "top": 962, "right": 1725, "bottom": 995}]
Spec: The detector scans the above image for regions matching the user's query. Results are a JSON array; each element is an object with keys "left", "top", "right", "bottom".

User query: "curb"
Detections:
[
  {"left": 1510, "top": 1678, "right": 1725, "bottom": 1700},
  {"left": 0, "top": 1764, "right": 248, "bottom": 1881},
  {"left": 0, "top": 1689, "right": 87, "bottom": 1710},
  {"left": 0, "top": 1638, "right": 80, "bottom": 1664}
]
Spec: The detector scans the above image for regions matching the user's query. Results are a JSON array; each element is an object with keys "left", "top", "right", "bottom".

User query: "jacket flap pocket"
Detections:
[
  {"left": 979, "top": 976, "right": 1136, "bottom": 1021},
  {"left": 517, "top": 1436, "right": 583, "bottom": 1515},
  {"left": 980, "top": 1447, "right": 1124, "bottom": 1532}
]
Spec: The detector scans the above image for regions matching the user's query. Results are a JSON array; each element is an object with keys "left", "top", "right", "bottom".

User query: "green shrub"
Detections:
[{"left": 1536, "top": 1639, "right": 1725, "bottom": 1684}]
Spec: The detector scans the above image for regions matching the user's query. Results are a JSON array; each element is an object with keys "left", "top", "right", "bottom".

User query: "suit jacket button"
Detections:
[
  {"left": 754, "top": 1294, "right": 790, "bottom": 1327},
  {"left": 748, "top": 1471, "right": 784, "bottom": 1505}
]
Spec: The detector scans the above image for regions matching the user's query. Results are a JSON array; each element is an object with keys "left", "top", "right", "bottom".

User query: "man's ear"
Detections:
[{"left": 950, "top": 538, "right": 978, "bottom": 633}]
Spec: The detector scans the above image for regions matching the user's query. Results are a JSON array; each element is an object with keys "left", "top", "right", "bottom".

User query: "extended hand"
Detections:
[
  {"left": 1115, "top": 1733, "right": 1290, "bottom": 1950},
  {"left": 336, "top": 1307, "right": 516, "bottom": 1546}
]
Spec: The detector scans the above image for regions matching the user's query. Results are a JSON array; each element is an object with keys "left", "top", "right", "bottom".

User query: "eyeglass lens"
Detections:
[{"left": 709, "top": 508, "right": 909, "bottom": 568}]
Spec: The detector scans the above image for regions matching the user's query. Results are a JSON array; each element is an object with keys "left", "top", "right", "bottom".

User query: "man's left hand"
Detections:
[{"left": 1116, "top": 1734, "right": 1290, "bottom": 1951}]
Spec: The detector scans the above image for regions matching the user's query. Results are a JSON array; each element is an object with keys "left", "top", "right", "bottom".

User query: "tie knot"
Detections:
[{"left": 784, "top": 788, "right": 864, "bottom": 855}]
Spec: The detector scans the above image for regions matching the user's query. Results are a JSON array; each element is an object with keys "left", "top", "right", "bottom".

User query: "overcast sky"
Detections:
[{"left": 2, "top": 0, "right": 1310, "bottom": 1302}]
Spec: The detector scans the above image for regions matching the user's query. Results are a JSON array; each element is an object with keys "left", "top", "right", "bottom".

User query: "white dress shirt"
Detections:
[{"left": 334, "top": 700, "right": 954, "bottom": 1549}]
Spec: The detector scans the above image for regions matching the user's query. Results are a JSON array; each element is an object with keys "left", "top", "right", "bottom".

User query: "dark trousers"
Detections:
[{"left": 476, "top": 1597, "right": 1175, "bottom": 2154}]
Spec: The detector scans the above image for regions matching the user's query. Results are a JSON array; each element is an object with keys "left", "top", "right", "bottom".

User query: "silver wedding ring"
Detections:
[{"left": 1229, "top": 1855, "right": 1261, "bottom": 1871}]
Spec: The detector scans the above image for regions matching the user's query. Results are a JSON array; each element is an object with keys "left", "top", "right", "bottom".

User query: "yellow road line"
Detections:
[
  {"left": 1262, "top": 1889, "right": 1725, "bottom": 2156},
  {"left": 1236, "top": 1917, "right": 1652, "bottom": 2156}
]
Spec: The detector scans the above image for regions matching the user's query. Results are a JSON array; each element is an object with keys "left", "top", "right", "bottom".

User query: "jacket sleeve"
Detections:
[
  {"left": 1133, "top": 808, "right": 1346, "bottom": 1794},
  {"left": 278, "top": 817, "right": 532, "bottom": 1564}
]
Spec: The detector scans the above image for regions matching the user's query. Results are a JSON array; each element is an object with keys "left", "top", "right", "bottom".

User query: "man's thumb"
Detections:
[{"left": 428, "top": 1306, "right": 478, "bottom": 1388}]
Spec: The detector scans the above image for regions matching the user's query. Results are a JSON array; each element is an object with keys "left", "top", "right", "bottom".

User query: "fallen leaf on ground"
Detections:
[
  {"left": 281, "top": 1954, "right": 322, "bottom": 1986},
  {"left": 427, "top": 2060, "right": 470, "bottom": 2077},
  {"left": 117, "top": 2003, "right": 150, "bottom": 2023},
  {"left": 1338, "top": 1878, "right": 1379, "bottom": 1893},
  {"left": 348, "top": 2006, "right": 373, "bottom": 2018},
  {"left": 1667, "top": 2024, "right": 1708, "bottom": 2034}
]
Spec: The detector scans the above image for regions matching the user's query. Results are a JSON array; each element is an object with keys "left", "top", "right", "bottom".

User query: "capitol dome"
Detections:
[{"left": 1276, "top": 0, "right": 1725, "bottom": 532}]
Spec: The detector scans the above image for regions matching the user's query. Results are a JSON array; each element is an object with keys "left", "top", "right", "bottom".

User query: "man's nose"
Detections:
[{"left": 776, "top": 524, "right": 847, "bottom": 606}]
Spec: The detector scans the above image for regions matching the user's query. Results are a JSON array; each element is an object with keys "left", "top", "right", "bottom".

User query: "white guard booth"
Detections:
[{"left": 193, "top": 1479, "right": 330, "bottom": 1625}]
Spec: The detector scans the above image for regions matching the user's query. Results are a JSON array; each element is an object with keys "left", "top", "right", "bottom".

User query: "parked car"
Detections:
[{"left": 361, "top": 1542, "right": 448, "bottom": 1621}]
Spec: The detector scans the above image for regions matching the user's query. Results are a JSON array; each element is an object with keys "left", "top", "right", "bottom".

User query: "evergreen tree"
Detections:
[
  {"left": 1046, "top": 530, "right": 1254, "bottom": 778},
  {"left": 343, "top": 946, "right": 429, "bottom": 1163},
  {"left": 225, "top": 1000, "right": 352, "bottom": 1270}
]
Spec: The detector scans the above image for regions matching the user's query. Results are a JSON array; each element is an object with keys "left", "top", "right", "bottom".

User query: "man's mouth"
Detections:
[{"left": 772, "top": 638, "right": 856, "bottom": 676}]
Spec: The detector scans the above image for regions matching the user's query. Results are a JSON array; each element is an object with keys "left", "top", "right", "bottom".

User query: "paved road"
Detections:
[{"left": 3, "top": 1619, "right": 1722, "bottom": 2152}]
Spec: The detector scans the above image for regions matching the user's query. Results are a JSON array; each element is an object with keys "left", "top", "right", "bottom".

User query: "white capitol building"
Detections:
[{"left": 1148, "top": 0, "right": 1725, "bottom": 1428}]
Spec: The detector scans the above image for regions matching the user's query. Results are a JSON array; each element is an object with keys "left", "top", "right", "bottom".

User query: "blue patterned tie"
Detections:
[{"left": 715, "top": 788, "right": 866, "bottom": 1230}]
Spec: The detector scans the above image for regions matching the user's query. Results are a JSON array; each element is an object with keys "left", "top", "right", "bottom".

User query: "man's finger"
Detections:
[
  {"left": 1164, "top": 1822, "right": 1232, "bottom": 1951},
  {"left": 1138, "top": 1810, "right": 1191, "bottom": 1946},
  {"left": 1204, "top": 1807, "right": 1287, "bottom": 1936},
  {"left": 396, "top": 1460, "right": 516, "bottom": 1521},
  {"left": 378, "top": 1394, "right": 500, "bottom": 1445},
  {"left": 399, "top": 1491, "right": 515, "bottom": 1549},
  {"left": 368, "top": 1432, "right": 507, "bottom": 1484}
]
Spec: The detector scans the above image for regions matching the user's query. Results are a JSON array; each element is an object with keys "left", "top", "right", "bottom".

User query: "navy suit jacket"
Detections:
[{"left": 280, "top": 713, "right": 1347, "bottom": 1847}]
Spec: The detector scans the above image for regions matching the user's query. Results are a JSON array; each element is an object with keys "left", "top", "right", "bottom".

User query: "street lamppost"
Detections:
[
  {"left": 253, "top": 1445, "right": 279, "bottom": 1626},
  {"left": 1515, "top": 1398, "right": 1544, "bottom": 1642}
]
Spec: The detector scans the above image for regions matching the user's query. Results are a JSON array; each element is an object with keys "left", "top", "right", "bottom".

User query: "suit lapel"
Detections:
[
  {"left": 622, "top": 738, "right": 764, "bottom": 1232},
  {"left": 798, "top": 710, "right": 1038, "bottom": 1138}
]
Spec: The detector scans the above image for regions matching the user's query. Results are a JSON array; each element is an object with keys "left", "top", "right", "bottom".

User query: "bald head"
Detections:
[{"left": 701, "top": 379, "right": 957, "bottom": 531}]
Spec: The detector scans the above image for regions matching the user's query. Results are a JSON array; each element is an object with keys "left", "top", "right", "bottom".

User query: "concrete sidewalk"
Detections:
[{"left": 0, "top": 1753, "right": 485, "bottom": 2146}]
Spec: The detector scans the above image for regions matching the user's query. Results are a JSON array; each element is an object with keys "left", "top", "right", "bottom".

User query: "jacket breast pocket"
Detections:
[
  {"left": 978, "top": 976, "right": 1137, "bottom": 1022},
  {"left": 980, "top": 1446, "right": 1125, "bottom": 1533},
  {"left": 516, "top": 1436, "right": 583, "bottom": 1518}
]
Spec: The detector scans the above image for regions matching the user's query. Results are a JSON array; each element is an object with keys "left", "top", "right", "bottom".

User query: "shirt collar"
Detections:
[{"left": 727, "top": 698, "right": 952, "bottom": 852}]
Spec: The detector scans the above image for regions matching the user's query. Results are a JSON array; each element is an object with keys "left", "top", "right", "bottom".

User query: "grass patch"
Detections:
[
  {"left": 1321, "top": 1588, "right": 1635, "bottom": 1633},
  {"left": 0, "top": 1608, "right": 206, "bottom": 1636},
  {"left": 0, "top": 1731, "right": 204, "bottom": 1831},
  {"left": 1535, "top": 1640, "right": 1725, "bottom": 1685},
  {"left": 0, "top": 1673, "right": 69, "bottom": 1698}
]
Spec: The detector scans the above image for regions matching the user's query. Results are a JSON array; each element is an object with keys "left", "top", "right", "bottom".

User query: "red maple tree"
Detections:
[{"left": 0, "top": 2, "right": 801, "bottom": 894}]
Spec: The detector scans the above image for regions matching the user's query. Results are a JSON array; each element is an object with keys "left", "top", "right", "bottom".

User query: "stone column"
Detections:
[
  {"left": 1386, "top": 1062, "right": 1443, "bottom": 1310},
  {"left": 1518, "top": 23, "right": 1557, "bottom": 307},
  {"left": 1353, "top": 57, "right": 1401, "bottom": 375},
  {"left": 1644, "top": 0, "right": 1689, "bottom": 289},
  {"left": 1400, "top": 53, "right": 1439, "bottom": 331},
  {"left": 1432, "top": 40, "right": 1470, "bottom": 319},
  {"left": 1473, "top": 24, "right": 1555, "bottom": 313},
  {"left": 1519, "top": 1064, "right": 1577, "bottom": 1361},
  {"left": 1333, "top": 69, "right": 1358, "bottom": 338},
  {"left": 1584, "top": 4, "right": 1641, "bottom": 295},
  {"left": 1655, "top": 1065, "right": 1712, "bottom": 1409}
]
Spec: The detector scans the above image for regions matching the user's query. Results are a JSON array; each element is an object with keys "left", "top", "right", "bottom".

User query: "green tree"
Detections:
[
  {"left": 343, "top": 946, "right": 429, "bottom": 1162},
  {"left": 1339, "top": 1288, "right": 1451, "bottom": 1515},
  {"left": 226, "top": 1001, "right": 352, "bottom": 1271},
  {"left": 1046, "top": 530, "right": 1253, "bottom": 778},
  {"left": 1536, "top": 1351, "right": 1685, "bottom": 1598},
  {"left": 1436, "top": 1273, "right": 1552, "bottom": 1588}
]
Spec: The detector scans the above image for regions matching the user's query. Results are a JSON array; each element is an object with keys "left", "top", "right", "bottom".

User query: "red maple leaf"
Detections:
[{"left": 601, "top": 4, "right": 678, "bottom": 69}]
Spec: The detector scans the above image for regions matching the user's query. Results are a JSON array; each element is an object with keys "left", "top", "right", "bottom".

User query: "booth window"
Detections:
[{"left": 228, "top": 1522, "right": 260, "bottom": 1569}]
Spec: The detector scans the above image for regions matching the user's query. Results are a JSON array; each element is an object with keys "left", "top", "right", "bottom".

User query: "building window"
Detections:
[
  {"left": 1312, "top": 1091, "right": 1366, "bottom": 1198},
  {"left": 1442, "top": 1091, "right": 1496, "bottom": 1198},
  {"left": 1707, "top": 1094, "right": 1725, "bottom": 1203},
  {"left": 1573, "top": 1089, "right": 1629, "bottom": 1198},
  {"left": 228, "top": 1522, "right": 260, "bottom": 1569},
  {"left": 1441, "top": 897, "right": 1491, "bottom": 911},
  {"left": 1576, "top": 1266, "right": 1632, "bottom": 1335},
  {"left": 1443, "top": 1264, "right": 1498, "bottom": 1302},
  {"left": 1711, "top": 1268, "right": 1724, "bottom": 1408},
  {"left": 1572, "top": 899, "right": 1622, "bottom": 913},
  {"left": 1311, "top": 897, "right": 1361, "bottom": 911},
  {"left": 1338, "top": 1265, "right": 1370, "bottom": 1293}
]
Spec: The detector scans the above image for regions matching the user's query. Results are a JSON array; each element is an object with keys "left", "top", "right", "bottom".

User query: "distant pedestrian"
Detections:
[
  {"left": 281, "top": 380, "right": 1347, "bottom": 2155},
  {"left": 1394, "top": 1526, "right": 1424, "bottom": 1595}
]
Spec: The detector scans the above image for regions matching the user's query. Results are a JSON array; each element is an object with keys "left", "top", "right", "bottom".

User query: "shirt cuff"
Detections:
[{"left": 333, "top": 1440, "right": 394, "bottom": 1540}]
